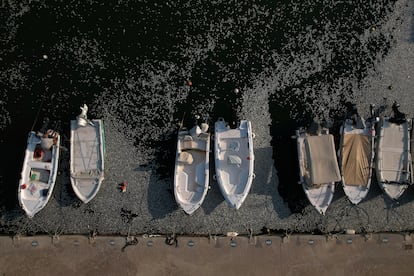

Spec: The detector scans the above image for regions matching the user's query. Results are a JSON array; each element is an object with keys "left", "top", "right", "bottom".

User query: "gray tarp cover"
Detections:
[
  {"left": 305, "top": 135, "right": 341, "bottom": 185},
  {"left": 341, "top": 134, "right": 371, "bottom": 186}
]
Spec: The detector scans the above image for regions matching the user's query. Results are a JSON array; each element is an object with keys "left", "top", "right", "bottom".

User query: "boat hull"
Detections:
[
  {"left": 375, "top": 117, "right": 411, "bottom": 200},
  {"left": 214, "top": 119, "right": 254, "bottom": 209},
  {"left": 18, "top": 131, "right": 60, "bottom": 218},
  {"left": 174, "top": 125, "right": 210, "bottom": 215},
  {"left": 296, "top": 128, "right": 340, "bottom": 215},
  {"left": 70, "top": 119, "right": 105, "bottom": 203},
  {"left": 339, "top": 118, "right": 375, "bottom": 205}
]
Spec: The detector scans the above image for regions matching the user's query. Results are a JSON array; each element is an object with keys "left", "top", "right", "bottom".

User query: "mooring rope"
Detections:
[{"left": 30, "top": 91, "right": 46, "bottom": 132}]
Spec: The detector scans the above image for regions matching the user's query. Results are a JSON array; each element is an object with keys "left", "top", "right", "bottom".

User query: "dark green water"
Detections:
[{"left": 0, "top": 0, "right": 397, "bottom": 213}]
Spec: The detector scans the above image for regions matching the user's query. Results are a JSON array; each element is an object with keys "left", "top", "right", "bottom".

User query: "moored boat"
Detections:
[
  {"left": 70, "top": 104, "right": 105, "bottom": 203},
  {"left": 338, "top": 103, "right": 377, "bottom": 204},
  {"left": 411, "top": 117, "right": 414, "bottom": 184},
  {"left": 295, "top": 122, "right": 341, "bottom": 215},
  {"left": 174, "top": 121, "right": 210, "bottom": 214},
  {"left": 375, "top": 102, "right": 411, "bottom": 200},
  {"left": 18, "top": 129, "right": 60, "bottom": 218},
  {"left": 214, "top": 118, "right": 254, "bottom": 209}
]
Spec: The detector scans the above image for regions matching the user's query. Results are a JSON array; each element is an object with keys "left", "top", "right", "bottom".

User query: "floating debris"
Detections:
[{"left": 119, "top": 181, "right": 127, "bottom": 193}]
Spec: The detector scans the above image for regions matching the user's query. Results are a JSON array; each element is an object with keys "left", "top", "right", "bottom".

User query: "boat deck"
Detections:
[{"left": 70, "top": 119, "right": 104, "bottom": 202}]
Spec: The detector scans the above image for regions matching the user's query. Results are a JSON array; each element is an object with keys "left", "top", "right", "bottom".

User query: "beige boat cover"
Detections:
[
  {"left": 305, "top": 135, "right": 341, "bottom": 185},
  {"left": 341, "top": 134, "right": 370, "bottom": 186}
]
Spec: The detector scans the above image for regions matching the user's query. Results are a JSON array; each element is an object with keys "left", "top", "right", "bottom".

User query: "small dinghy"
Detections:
[
  {"left": 174, "top": 122, "right": 210, "bottom": 214},
  {"left": 18, "top": 129, "right": 60, "bottom": 218},
  {"left": 295, "top": 123, "right": 341, "bottom": 215},
  {"left": 338, "top": 103, "right": 378, "bottom": 204},
  {"left": 375, "top": 102, "right": 411, "bottom": 200},
  {"left": 70, "top": 104, "right": 105, "bottom": 203},
  {"left": 214, "top": 118, "right": 254, "bottom": 209}
]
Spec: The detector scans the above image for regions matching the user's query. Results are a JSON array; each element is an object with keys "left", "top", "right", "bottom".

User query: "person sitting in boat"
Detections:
[
  {"left": 389, "top": 101, "right": 406, "bottom": 125},
  {"left": 36, "top": 129, "right": 57, "bottom": 162},
  {"left": 40, "top": 129, "right": 58, "bottom": 150}
]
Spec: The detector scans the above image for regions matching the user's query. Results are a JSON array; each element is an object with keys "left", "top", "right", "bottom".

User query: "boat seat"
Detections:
[
  {"left": 178, "top": 152, "right": 194, "bottom": 165},
  {"left": 71, "top": 169, "right": 100, "bottom": 179},
  {"left": 181, "top": 140, "right": 206, "bottom": 151},
  {"left": 29, "top": 161, "right": 52, "bottom": 170}
]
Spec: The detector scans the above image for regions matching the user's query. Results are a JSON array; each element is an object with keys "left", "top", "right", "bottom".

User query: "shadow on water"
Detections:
[
  {"left": 201, "top": 178, "right": 225, "bottom": 215},
  {"left": 174, "top": 56, "right": 243, "bottom": 128},
  {"left": 249, "top": 147, "right": 291, "bottom": 219},
  {"left": 54, "top": 147, "right": 82, "bottom": 209},
  {"left": 268, "top": 97, "right": 308, "bottom": 214},
  {"left": 147, "top": 170, "right": 178, "bottom": 220},
  {"left": 147, "top": 131, "right": 178, "bottom": 219}
]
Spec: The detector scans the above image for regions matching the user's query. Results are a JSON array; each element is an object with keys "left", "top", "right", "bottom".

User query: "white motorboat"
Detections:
[
  {"left": 70, "top": 104, "right": 105, "bottom": 203},
  {"left": 295, "top": 124, "right": 341, "bottom": 215},
  {"left": 174, "top": 122, "right": 210, "bottom": 215},
  {"left": 214, "top": 118, "right": 254, "bottom": 209},
  {"left": 18, "top": 129, "right": 60, "bottom": 218},
  {"left": 375, "top": 102, "right": 411, "bottom": 200}
]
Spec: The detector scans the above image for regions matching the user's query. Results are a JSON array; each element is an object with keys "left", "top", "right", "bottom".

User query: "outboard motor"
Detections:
[
  {"left": 345, "top": 102, "right": 359, "bottom": 126},
  {"left": 389, "top": 101, "right": 406, "bottom": 125},
  {"left": 77, "top": 104, "right": 89, "bottom": 127}
]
